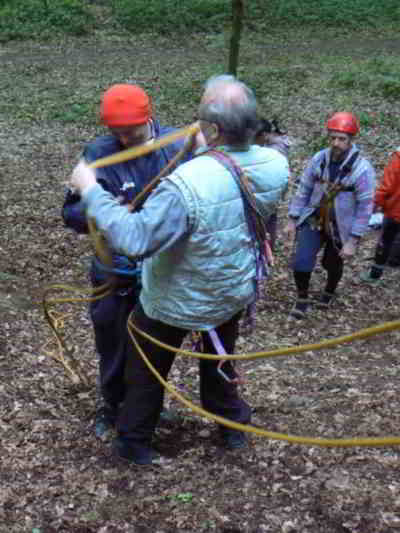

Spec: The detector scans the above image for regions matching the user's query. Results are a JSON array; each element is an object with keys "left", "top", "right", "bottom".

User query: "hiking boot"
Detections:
[
  {"left": 315, "top": 291, "right": 335, "bottom": 309},
  {"left": 112, "top": 437, "right": 156, "bottom": 466},
  {"left": 95, "top": 402, "right": 118, "bottom": 438},
  {"left": 289, "top": 298, "right": 309, "bottom": 319},
  {"left": 159, "top": 408, "right": 181, "bottom": 424},
  {"left": 219, "top": 427, "right": 247, "bottom": 449},
  {"left": 360, "top": 269, "right": 382, "bottom": 285}
]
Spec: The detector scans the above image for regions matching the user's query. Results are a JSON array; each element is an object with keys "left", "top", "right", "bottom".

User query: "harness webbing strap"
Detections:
[
  {"left": 318, "top": 150, "right": 360, "bottom": 233},
  {"left": 207, "top": 149, "right": 268, "bottom": 252},
  {"left": 206, "top": 149, "right": 270, "bottom": 331}
]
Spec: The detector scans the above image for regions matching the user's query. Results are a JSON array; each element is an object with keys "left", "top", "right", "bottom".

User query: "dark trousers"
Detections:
[
  {"left": 266, "top": 212, "right": 278, "bottom": 252},
  {"left": 90, "top": 291, "right": 137, "bottom": 406},
  {"left": 293, "top": 221, "right": 343, "bottom": 296},
  {"left": 117, "top": 303, "right": 251, "bottom": 448},
  {"left": 375, "top": 217, "right": 400, "bottom": 266}
]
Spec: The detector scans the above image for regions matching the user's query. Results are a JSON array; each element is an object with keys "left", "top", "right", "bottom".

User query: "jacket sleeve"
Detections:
[
  {"left": 62, "top": 189, "right": 89, "bottom": 234},
  {"left": 83, "top": 181, "right": 189, "bottom": 258},
  {"left": 61, "top": 145, "right": 115, "bottom": 234},
  {"left": 375, "top": 152, "right": 400, "bottom": 211},
  {"left": 349, "top": 161, "right": 376, "bottom": 237},
  {"left": 288, "top": 154, "right": 320, "bottom": 218}
]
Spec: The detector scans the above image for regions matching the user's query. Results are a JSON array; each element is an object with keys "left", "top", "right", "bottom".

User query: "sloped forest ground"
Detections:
[{"left": 2, "top": 27, "right": 400, "bottom": 533}]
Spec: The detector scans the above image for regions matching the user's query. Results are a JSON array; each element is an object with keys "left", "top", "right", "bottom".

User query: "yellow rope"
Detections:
[
  {"left": 41, "top": 282, "right": 113, "bottom": 384},
  {"left": 88, "top": 123, "right": 200, "bottom": 170},
  {"left": 127, "top": 316, "right": 400, "bottom": 447},
  {"left": 128, "top": 316, "right": 400, "bottom": 360},
  {"left": 41, "top": 124, "right": 199, "bottom": 383},
  {"left": 46, "top": 121, "right": 400, "bottom": 445}
]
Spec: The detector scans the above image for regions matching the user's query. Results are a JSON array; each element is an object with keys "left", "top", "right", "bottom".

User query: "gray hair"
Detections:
[{"left": 198, "top": 74, "right": 258, "bottom": 146}]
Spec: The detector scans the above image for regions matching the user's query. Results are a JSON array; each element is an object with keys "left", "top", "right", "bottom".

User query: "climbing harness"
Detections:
[{"left": 315, "top": 150, "right": 359, "bottom": 236}]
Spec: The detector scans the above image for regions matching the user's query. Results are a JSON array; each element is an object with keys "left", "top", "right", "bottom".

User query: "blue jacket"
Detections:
[{"left": 62, "top": 120, "right": 187, "bottom": 284}]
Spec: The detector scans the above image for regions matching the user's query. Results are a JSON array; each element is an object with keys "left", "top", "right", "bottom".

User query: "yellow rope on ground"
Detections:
[
  {"left": 128, "top": 316, "right": 400, "bottom": 360},
  {"left": 127, "top": 316, "right": 400, "bottom": 447},
  {"left": 41, "top": 282, "right": 113, "bottom": 384}
]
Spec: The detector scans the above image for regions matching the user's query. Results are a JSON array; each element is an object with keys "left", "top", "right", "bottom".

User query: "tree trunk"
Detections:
[{"left": 228, "top": 0, "right": 244, "bottom": 76}]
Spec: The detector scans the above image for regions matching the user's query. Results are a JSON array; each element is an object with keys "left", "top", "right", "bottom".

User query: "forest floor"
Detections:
[{"left": 1, "top": 27, "right": 400, "bottom": 533}]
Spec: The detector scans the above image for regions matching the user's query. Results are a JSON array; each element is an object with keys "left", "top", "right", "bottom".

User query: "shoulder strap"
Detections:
[
  {"left": 340, "top": 150, "right": 359, "bottom": 179},
  {"left": 319, "top": 154, "right": 327, "bottom": 179},
  {"left": 206, "top": 149, "right": 267, "bottom": 247}
]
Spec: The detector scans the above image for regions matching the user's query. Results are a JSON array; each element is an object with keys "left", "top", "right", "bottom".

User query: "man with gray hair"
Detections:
[{"left": 70, "top": 74, "right": 289, "bottom": 465}]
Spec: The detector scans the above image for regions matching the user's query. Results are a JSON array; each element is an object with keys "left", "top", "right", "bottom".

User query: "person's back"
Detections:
[{"left": 141, "top": 144, "right": 288, "bottom": 329}]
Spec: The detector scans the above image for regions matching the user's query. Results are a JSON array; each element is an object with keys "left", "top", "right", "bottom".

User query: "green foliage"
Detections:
[
  {"left": 250, "top": 0, "right": 400, "bottom": 30},
  {"left": 110, "top": 0, "right": 400, "bottom": 35},
  {"left": 175, "top": 492, "right": 194, "bottom": 503},
  {"left": 0, "top": 0, "right": 399, "bottom": 42},
  {"left": 330, "top": 57, "right": 400, "bottom": 101},
  {"left": 110, "top": 0, "right": 228, "bottom": 34},
  {"left": 0, "top": 0, "right": 93, "bottom": 42}
]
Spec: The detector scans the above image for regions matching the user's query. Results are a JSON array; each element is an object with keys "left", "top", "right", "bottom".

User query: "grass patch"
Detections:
[
  {"left": 0, "top": 0, "right": 93, "bottom": 42},
  {"left": 110, "top": 0, "right": 400, "bottom": 35},
  {"left": 1, "top": 0, "right": 399, "bottom": 42},
  {"left": 330, "top": 57, "right": 400, "bottom": 100},
  {"left": 250, "top": 0, "right": 400, "bottom": 30},
  {"left": 110, "top": 0, "right": 228, "bottom": 34}
]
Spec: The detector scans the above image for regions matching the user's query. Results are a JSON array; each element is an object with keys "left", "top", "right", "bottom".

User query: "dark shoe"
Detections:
[
  {"left": 95, "top": 402, "right": 118, "bottom": 438},
  {"left": 315, "top": 291, "right": 335, "bottom": 309},
  {"left": 289, "top": 298, "right": 309, "bottom": 319},
  {"left": 159, "top": 408, "right": 181, "bottom": 424},
  {"left": 220, "top": 427, "right": 247, "bottom": 449},
  {"left": 360, "top": 269, "right": 382, "bottom": 285},
  {"left": 112, "top": 437, "right": 155, "bottom": 466}
]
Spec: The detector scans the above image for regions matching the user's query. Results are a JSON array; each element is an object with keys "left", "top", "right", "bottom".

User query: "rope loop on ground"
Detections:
[{"left": 127, "top": 314, "right": 400, "bottom": 448}]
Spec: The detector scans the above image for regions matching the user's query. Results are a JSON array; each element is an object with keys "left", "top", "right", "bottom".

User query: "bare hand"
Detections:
[
  {"left": 185, "top": 123, "right": 207, "bottom": 152},
  {"left": 70, "top": 159, "right": 97, "bottom": 195},
  {"left": 340, "top": 238, "right": 358, "bottom": 258}
]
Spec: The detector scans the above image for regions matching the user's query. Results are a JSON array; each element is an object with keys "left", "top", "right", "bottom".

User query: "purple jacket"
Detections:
[{"left": 288, "top": 144, "right": 376, "bottom": 243}]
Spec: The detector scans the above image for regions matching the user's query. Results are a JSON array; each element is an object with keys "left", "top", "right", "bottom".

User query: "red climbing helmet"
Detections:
[
  {"left": 326, "top": 112, "right": 359, "bottom": 135},
  {"left": 100, "top": 84, "right": 151, "bottom": 127}
]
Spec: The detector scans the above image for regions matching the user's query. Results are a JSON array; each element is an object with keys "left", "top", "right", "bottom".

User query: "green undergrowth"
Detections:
[
  {"left": 329, "top": 57, "right": 400, "bottom": 100},
  {"left": 0, "top": 0, "right": 92, "bottom": 42},
  {"left": 1, "top": 0, "right": 399, "bottom": 42}
]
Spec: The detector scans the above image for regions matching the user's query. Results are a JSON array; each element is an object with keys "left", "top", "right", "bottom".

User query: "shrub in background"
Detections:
[
  {"left": 0, "top": 0, "right": 93, "bottom": 42},
  {"left": 110, "top": 0, "right": 228, "bottom": 34}
]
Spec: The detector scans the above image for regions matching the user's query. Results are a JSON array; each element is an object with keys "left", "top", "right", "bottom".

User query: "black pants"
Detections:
[
  {"left": 90, "top": 291, "right": 137, "bottom": 406},
  {"left": 117, "top": 303, "right": 251, "bottom": 448},
  {"left": 375, "top": 217, "right": 400, "bottom": 266}
]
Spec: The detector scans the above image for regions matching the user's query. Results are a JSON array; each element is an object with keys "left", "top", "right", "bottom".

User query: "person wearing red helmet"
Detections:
[
  {"left": 62, "top": 83, "right": 190, "bottom": 436},
  {"left": 284, "top": 111, "right": 376, "bottom": 319}
]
